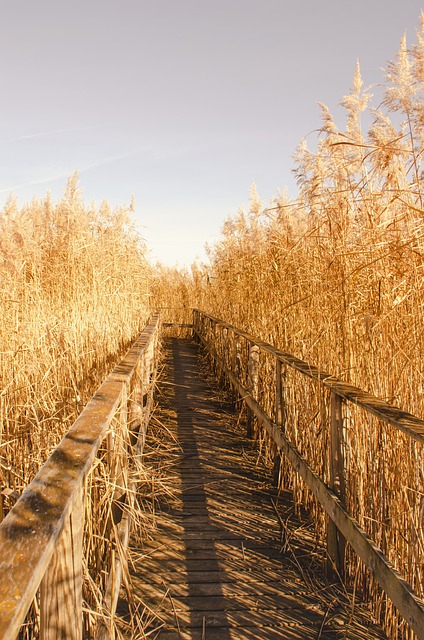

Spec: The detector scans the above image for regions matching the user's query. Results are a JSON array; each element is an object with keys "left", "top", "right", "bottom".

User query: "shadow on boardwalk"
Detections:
[{"left": 124, "top": 337, "right": 385, "bottom": 640}]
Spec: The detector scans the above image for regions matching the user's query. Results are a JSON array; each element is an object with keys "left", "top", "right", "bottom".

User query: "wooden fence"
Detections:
[
  {"left": 193, "top": 308, "right": 424, "bottom": 640},
  {"left": 0, "top": 314, "right": 160, "bottom": 640},
  {"left": 2, "top": 306, "right": 424, "bottom": 639}
]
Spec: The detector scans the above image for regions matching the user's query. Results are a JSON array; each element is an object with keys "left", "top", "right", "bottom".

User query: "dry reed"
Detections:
[
  {"left": 154, "top": 15, "right": 424, "bottom": 640},
  {"left": 0, "top": 172, "right": 152, "bottom": 636}
]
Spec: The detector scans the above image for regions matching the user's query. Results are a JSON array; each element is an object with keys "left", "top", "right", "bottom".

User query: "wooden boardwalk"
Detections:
[{"left": 121, "top": 338, "right": 386, "bottom": 639}]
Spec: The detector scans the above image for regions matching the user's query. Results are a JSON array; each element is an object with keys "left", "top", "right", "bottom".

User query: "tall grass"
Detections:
[
  {"left": 160, "top": 16, "right": 424, "bottom": 640},
  {"left": 150, "top": 261, "right": 206, "bottom": 326},
  {"left": 4, "top": 14, "right": 424, "bottom": 639},
  {"left": 0, "top": 173, "right": 151, "bottom": 634},
  {"left": 0, "top": 173, "right": 150, "bottom": 498}
]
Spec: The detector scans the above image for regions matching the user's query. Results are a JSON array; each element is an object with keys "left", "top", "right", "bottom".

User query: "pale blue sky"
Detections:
[{"left": 0, "top": 1, "right": 422, "bottom": 266}]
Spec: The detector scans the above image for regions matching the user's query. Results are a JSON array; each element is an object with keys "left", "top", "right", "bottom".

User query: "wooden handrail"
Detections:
[
  {"left": 192, "top": 308, "right": 424, "bottom": 640},
  {"left": 0, "top": 314, "right": 161, "bottom": 640},
  {"left": 193, "top": 310, "right": 424, "bottom": 444}
]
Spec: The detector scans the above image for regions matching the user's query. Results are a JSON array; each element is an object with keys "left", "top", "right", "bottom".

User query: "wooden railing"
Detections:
[
  {"left": 193, "top": 308, "right": 424, "bottom": 640},
  {"left": 0, "top": 314, "right": 161, "bottom": 640}
]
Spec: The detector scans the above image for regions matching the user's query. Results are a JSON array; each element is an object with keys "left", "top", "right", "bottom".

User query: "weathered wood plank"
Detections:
[
  {"left": 162, "top": 322, "right": 193, "bottom": 328},
  {"left": 40, "top": 481, "right": 84, "bottom": 640}
]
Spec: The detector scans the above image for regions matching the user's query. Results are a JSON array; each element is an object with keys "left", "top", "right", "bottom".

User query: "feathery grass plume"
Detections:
[{"left": 384, "top": 32, "right": 424, "bottom": 209}]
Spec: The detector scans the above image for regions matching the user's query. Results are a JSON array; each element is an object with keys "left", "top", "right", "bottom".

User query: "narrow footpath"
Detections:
[{"left": 122, "top": 337, "right": 385, "bottom": 640}]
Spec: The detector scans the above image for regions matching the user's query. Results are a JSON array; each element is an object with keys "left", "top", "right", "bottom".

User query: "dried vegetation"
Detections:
[
  {"left": 4, "top": 12, "right": 424, "bottom": 640},
  {"left": 0, "top": 172, "right": 151, "bottom": 635},
  {"left": 155, "top": 16, "right": 424, "bottom": 640}
]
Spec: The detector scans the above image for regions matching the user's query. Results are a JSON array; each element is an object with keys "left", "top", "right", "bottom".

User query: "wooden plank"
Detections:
[
  {"left": 138, "top": 593, "right": 328, "bottom": 614},
  {"left": 133, "top": 581, "right": 321, "bottom": 603},
  {"left": 141, "top": 606, "right": 348, "bottom": 629},
  {"left": 162, "top": 323, "right": 193, "bottom": 328},
  {"left": 96, "top": 510, "right": 131, "bottom": 640},
  {"left": 138, "top": 558, "right": 302, "bottom": 577},
  {"left": 150, "top": 626, "right": 379, "bottom": 640},
  {"left": 96, "top": 384, "right": 130, "bottom": 640},
  {"left": 134, "top": 566, "right": 308, "bottom": 592}
]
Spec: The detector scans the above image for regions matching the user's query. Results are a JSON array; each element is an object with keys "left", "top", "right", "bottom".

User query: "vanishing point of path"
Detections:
[{"left": 124, "top": 337, "right": 386, "bottom": 639}]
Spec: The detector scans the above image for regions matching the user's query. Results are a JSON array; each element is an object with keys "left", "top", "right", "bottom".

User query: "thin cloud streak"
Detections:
[
  {"left": 80, "top": 149, "right": 145, "bottom": 172},
  {"left": 6, "top": 125, "right": 104, "bottom": 143},
  {"left": 0, "top": 149, "right": 145, "bottom": 197},
  {"left": 0, "top": 171, "right": 70, "bottom": 195}
]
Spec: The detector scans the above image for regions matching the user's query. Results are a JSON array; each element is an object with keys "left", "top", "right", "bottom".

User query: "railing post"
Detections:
[
  {"left": 129, "top": 364, "right": 143, "bottom": 450},
  {"left": 136, "top": 350, "right": 149, "bottom": 453},
  {"left": 210, "top": 320, "right": 218, "bottom": 374},
  {"left": 40, "top": 481, "right": 84, "bottom": 640},
  {"left": 192, "top": 308, "right": 197, "bottom": 340},
  {"left": 97, "top": 384, "right": 130, "bottom": 640},
  {"left": 199, "top": 311, "right": 204, "bottom": 343},
  {"left": 327, "top": 391, "right": 346, "bottom": 577},
  {"left": 273, "top": 358, "right": 284, "bottom": 486},
  {"left": 230, "top": 332, "right": 240, "bottom": 406},
  {"left": 143, "top": 335, "right": 155, "bottom": 433},
  {"left": 215, "top": 323, "right": 222, "bottom": 381},
  {"left": 247, "top": 343, "right": 259, "bottom": 438},
  {"left": 222, "top": 327, "right": 229, "bottom": 388}
]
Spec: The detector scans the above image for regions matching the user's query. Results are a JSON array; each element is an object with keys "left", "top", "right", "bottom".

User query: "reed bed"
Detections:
[
  {"left": 155, "top": 15, "right": 424, "bottom": 639},
  {"left": 150, "top": 262, "right": 205, "bottom": 327},
  {"left": 0, "top": 173, "right": 150, "bottom": 499},
  {"left": 0, "top": 173, "right": 152, "bottom": 636},
  {"left": 4, "top": 14, "right": 424, "bottom": 639}
]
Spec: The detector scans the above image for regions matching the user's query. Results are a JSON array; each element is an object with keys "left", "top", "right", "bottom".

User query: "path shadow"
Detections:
[{"left": 169, "top": 338, "right": 233, "bottom": 639}]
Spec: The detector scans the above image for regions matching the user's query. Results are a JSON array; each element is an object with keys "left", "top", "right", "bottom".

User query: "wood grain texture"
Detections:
[{"left": 40, "top": 481, "right": 84, "bottom": 640}]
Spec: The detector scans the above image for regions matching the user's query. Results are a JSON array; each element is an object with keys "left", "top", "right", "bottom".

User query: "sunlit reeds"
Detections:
[
  {"left": 160, "top": 16, "right": 424, "bottom": 640},
  {"left": 0, "top": 173, "right": 151, "bottom": 635}
]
